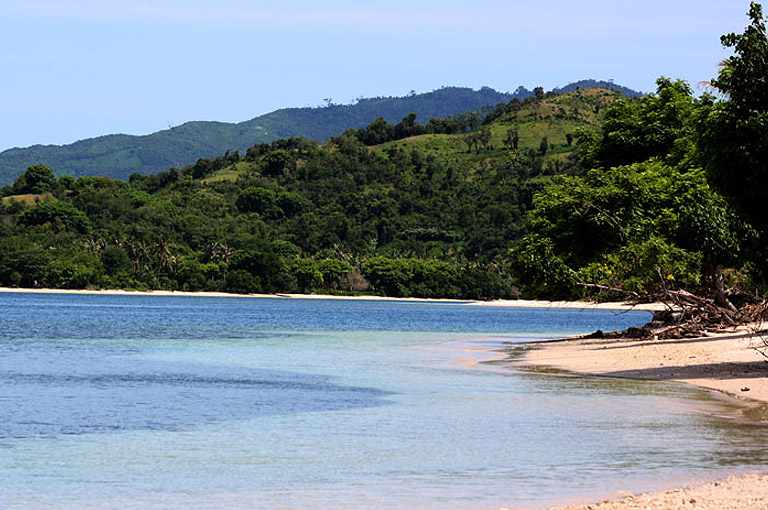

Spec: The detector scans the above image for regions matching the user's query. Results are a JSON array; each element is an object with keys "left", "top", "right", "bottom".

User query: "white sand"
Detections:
[
  {"left": 0, "top": 287, "right": 664, "bottom": 310},
  {"left": 524, "top": 325, "right": 768, "bottom": 403},
  {"left": 536, "top": 474, "right": 768, "bottom": 510}
]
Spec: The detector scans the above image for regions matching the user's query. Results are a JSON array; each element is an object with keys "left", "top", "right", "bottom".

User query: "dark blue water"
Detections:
[
  {"left": 1, "top": 293, "right": 650, "bottom": 339},
  {"left": 0, "top": 293, "right": 765, "bottom": 510}
]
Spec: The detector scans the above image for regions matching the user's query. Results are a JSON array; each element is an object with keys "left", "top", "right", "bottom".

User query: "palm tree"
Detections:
[
  {"left": 154, "top": 239, "right": 174, "bottom": 275},
  {"left": 208, "top": 242, "right": 234, "bottom": 264}
]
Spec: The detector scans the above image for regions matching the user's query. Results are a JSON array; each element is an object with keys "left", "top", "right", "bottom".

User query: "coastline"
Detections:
[
  {"left": 0, "top": 286, "right": 666, "bottom": 310},
  {"left": 521, "top": 324, "right": 768, "bottom": 404},
  {"left": 520, "top": 326, "right": 768, "bottom": 510},
  {"left": 536, "top": 474, "right": 768, "bottom": 510}
]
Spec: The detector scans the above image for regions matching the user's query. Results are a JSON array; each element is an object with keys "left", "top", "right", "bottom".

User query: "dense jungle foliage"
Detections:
[{"left": 512, "top": 3, "right": 768, "bottom": 305}]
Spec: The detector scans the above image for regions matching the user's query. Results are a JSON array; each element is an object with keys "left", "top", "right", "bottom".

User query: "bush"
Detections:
[
  {"left": 236, "top": 187, "right": 277, "bottom": 215},
  {"left": 100, "top": 245, "right": 132, "bottom": 277},
  {"left": 17, "top": 201, "right": 91, "bottom": 234},
  {"left": 288, "top": 258, "right": 323, "bottom": 293},
  {"left": 45, "top": 252, "right": 103, "bottom": 289},
  {"left": 224, "top": 270, "right": 260, "bottom": 294}
]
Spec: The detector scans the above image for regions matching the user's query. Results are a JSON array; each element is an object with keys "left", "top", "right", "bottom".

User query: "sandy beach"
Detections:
[
  {"left": 537, "top": 474, "right": 768, "bottom": 510},
  {"left": 523, "top": 325, "right": 768, "bottom": 404},
  {"left": 0, "top": 286, "right": 665, "bottom": 310},
  {"left": 522, "top": 325, "right": 768, "bottom": 510}
]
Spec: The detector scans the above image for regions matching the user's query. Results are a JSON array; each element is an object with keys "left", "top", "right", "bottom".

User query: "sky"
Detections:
[{"left": 0, "top": 0, "right": 754, "bottom": 150}]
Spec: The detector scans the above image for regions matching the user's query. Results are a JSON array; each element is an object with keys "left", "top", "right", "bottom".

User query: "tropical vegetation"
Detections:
[
  {"left": 512, "top": 3, "right": 768, "bottom": 332},
  {"left": 0, "top": 87, "right": 619, "bottom": 298}
]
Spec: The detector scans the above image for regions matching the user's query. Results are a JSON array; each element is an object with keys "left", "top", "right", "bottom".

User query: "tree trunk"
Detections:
[{"left": 702, "top": 262, "right": 738, "bottom": 313}]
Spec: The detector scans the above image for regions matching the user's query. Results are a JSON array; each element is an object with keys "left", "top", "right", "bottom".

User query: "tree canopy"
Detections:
[
  {"left": 0, "top": 86, "right": 626, "bottom": 298},
  {"left": 511, "top": 3, "right": 768, "bottom": 330},
  {"left": 696, "top": 2, "right": 768, "bottom": 237},
  {"left": 511, "top": 162, "right": 749, "bottom": 299}
]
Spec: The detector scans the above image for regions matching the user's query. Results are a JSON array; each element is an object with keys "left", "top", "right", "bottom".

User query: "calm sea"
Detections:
[{"left": 1, "top": 293, "right": 766, "bottom": 510}]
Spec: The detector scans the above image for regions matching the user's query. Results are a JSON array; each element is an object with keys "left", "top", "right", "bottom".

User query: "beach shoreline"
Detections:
[
  {"left": 518, "top": 325, "right": 768, "bottom": 510},
  {"left": 534, "top": 474, "right": 768, "bottom": 510},
  {"left": 520, "top": 324, "right": 768, "bottom": 404},
  {"left": 0, "top": 286, "right": 666, "bottom": 310}
]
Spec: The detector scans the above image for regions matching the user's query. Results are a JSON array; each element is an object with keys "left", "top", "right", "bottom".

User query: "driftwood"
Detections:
[
  {"left": 577, "top": 271, "right": 768, "bottom": 342},
  {"left": 651, "top": 287, "right": 767, "bottom": 336},
  {"left": 747, "top": 322, "right": 768, "bottom": 362}
]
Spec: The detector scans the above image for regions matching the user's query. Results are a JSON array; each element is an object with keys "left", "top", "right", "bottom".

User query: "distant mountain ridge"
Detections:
[
  {"left": 552, "top": 79, "right": 641, "bottom": 97},
  {"left": 0, "top": 80, "right": 642, "bottom": 185}
]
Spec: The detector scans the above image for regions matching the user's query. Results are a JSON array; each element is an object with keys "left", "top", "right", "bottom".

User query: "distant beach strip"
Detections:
[{"left": 0, "top": 286, "right": 666, "bottom": 311}]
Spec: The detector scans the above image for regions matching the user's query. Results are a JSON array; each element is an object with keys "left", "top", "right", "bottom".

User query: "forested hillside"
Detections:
[
  {"left": 0, "top": 88, "right": 621, "bottom": 298},
  {"left": 0, "top": 87, "right": 516, "bottom": 186},
  {"left": 0, "top": 82, "right": 640, "bottom": 186}
]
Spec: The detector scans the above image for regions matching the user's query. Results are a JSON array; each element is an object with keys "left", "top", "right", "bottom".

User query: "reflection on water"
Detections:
[{"left": 0, "top": 293, "right": 766, "bottom": 510}]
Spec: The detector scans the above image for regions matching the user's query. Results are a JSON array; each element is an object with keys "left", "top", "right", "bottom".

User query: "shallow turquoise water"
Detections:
[{"left": 1, "top": 293, "right": 766, "bottom": 509}]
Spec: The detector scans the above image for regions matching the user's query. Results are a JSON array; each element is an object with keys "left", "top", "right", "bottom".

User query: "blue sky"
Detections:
[{"left": 0, "top": 0, "right": 753, "bottom": 150}]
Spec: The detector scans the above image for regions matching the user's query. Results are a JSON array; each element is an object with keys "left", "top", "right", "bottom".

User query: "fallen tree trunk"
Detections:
[{"left": 578, "top": 275, "right": 767, "bottom": 341}]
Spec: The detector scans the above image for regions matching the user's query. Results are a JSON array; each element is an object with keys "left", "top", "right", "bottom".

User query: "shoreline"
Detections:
[
  {"left": 519, "top": 326, "right": 768, "bottom": 510},
  {"left": 520, "top": 324, "right": 768, "bottom": 404},
  {"left": 537, "top": 474, "right": 768, "bottom": 510},
  {"left": 0, "top": 286, "right": 666, "bottom": 310}
]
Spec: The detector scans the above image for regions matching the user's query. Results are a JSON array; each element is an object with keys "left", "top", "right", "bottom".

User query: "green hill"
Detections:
[
  {"left": 368, "top": 86, "right": 615, "bottom": 164},
  {"left": 0, "top": 81, "right": 641, "bottom": 185},
  {"left": 0, "top": 87, "right": 628, "bottom": 298},
  {"left": 0, "top": 87, "right": 516, "bottom": 185}
]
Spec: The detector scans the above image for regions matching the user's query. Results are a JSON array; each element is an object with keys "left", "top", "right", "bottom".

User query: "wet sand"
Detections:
[{"left": 523, "top": 325, "right": 768, "bottom": 404}]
